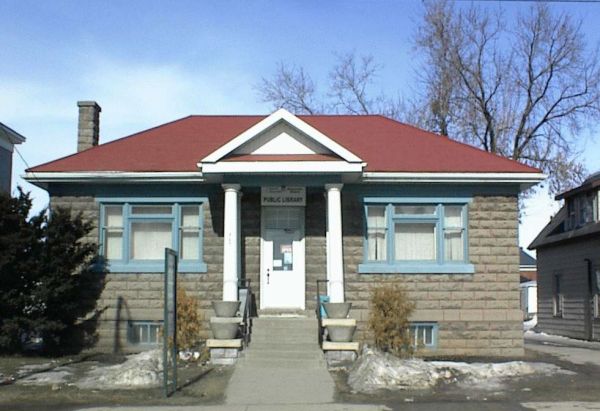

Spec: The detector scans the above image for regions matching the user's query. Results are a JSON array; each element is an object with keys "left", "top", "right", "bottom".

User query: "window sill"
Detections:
[
  {"left": 358, "top": 263, "right": 475, "bottom": 274},
  {"left": 106, "top": 261, "right": 207, "bottom": 273}
]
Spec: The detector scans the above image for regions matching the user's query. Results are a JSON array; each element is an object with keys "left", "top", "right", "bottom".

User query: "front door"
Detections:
[{"left": 260, "top": 206, "right": 305, "bottom": 309}]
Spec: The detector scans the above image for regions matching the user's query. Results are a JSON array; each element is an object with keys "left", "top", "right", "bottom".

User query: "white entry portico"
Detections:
[{"left": 200, "top": 109, "right": 365, "bottom": 308}]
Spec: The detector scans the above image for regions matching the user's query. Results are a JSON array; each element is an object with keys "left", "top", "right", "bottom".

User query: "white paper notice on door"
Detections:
[
  {"left": 281, "top": 244, "right": 293, "bottom": 265},
  {"left": 273, "top": 259, "right": 283, "bottom": 267}
]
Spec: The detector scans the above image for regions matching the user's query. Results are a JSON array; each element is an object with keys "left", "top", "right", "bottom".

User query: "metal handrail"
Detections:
[
  {"left": 238, "top": 279, "right": 253, "bottom": 348},
  {"left": 316, "top": 279, "right": 328, "bottom": 348}
]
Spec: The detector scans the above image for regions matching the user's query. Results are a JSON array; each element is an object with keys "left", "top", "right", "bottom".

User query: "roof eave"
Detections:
[
  {"left": 199, "top": 161, "right": 364, "bottom": 174},
  {"left": 23, "top": 171, "right": 206, "bottom": 189},
  {"left": 361, "top": 172, "right": 546, "bottom": 190},
  {"left": 0, "top": 123, "right": 26, "bottom": 145},
  {"left": 556, "top": 179, "right": 600, "bottom": 200}
]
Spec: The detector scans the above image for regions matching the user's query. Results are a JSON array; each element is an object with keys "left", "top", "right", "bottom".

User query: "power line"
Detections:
[
  {"left": 13, "top": 145, "right": 41, "bottom": 187},
  {"left": 456, "top": 0, "right": 600, "bottom": 3}
]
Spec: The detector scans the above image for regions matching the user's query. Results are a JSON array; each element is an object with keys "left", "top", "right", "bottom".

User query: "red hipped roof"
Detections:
[{"left": 29, "top": 115, "right": 539, "bottom": 173}]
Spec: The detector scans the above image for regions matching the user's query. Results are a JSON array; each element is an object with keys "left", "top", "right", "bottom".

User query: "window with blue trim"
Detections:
[
  {"left": 100, "top": 202, "right": 206, "bottom": 273},
  {"left": 360, "top": 202, "right": 473, "bottom": 274},
  {"left": 409, "top": 322, "right": 438, "bottom": 349}
]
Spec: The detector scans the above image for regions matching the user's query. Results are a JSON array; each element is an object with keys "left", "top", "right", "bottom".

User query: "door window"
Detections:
[{"left": 263, "top": 207, "right": 303, "bottom": 271}]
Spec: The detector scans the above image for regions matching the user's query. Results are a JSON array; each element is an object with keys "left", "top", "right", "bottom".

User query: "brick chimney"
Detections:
[{"left": 77, "top": 101, "right": 101, "bottom": 152}]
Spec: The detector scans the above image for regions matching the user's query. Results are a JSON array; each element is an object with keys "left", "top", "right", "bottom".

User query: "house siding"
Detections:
[
  {"left": 536, "top": 238, "right": 600, "bottom": 341},
  {"left": 0, "top": 146, "right": 13, "bottom": 193},
  {"left": 50, "top": 189, "right": 524, "bottom": 356}
]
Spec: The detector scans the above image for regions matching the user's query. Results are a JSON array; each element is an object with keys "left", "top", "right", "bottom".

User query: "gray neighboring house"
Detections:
[
  {"left": 0, "top": 122, "right": 26, "bottom": 193},
  {"left": 520, "top": 248, "right": 537, "bottom": 321},
  {"left": 530, "top": 172, "right": 600, "bottom": 340}
]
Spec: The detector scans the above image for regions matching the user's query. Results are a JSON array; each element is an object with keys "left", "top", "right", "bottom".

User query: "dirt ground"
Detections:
[{"left": 0, "top": 354, "right": 234, "bottom": 411}]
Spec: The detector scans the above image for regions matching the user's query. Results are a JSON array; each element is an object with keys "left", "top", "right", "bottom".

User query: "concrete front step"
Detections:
[
  {"left": 250, "top": 334, "right": 317, "bottom": 343},
  {"left": 250, "top": 331, "right": 316, "bottom": 340},
  {"left": 239, "top": 357, "right": 326, "bottom": 369},
  {"left": 251, "top": 326, "right": 316, "bottom": 335},
  {"left": 252, "top": 321, "right": 316, "bottom": 331},
  {"left": 245, "top": 349, "right": 323, "bottom": 360},
  {"left": 249, "top": 342, "right": 320, "bottom": 352},
  {"left": 257, "top": 309, "right": 315, "bottom": 317},
  {"left": 225, "top": 314, "right": 335, "bottom": 406}
]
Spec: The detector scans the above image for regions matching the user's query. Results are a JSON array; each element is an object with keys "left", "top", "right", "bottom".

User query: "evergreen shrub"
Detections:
[{"left": 0, "top": 189, "right": 106, "bottom": 354}]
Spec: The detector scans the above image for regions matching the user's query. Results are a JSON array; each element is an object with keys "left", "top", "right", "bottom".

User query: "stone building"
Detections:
[
  {"left": 530, "top": 172, "right": 600, "bottom": 340},
  {"left": 25, "top": 101, "right": 544, "bottom": 356}
]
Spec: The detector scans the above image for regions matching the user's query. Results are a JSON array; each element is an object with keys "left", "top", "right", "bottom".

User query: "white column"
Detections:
[
  {"left": 222, "top": 184, "right": 241, "bottom": 301},
  {"left": 326, "top": 184, "right": 345, "bottom": 303}
]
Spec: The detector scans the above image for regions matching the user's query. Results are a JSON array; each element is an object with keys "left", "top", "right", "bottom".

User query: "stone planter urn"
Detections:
[
  {"left": 212, "top": 300, "right": 241, "bottom": 318},
  {"left": 326, "top": 325, "right": 356, "bottom": 342},
  {"left": 323, "top": 302, "right": 352, "bottom": 319},
  {"left": 210, "top": 318, "right": 240, "bottom": 339}
]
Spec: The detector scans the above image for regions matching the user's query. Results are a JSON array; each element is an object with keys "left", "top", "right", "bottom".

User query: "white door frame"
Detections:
[{"left": 260, "top": 206, "right": 306, "bottom": 310}]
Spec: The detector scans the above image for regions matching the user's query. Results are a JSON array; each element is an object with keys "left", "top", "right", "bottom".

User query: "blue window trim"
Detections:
[
  {"left": 98, "top": 197, "right": 207, "bottom": 273},
  {"left": 359, "top": 197, "right": 474, "bottom": 274},
  {"left": 410, "top": 322, "right": 438, "bottom": 349}
]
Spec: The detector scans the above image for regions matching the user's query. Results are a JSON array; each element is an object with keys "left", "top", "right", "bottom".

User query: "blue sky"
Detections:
[{"left": 2, "top": 0, "right": 600, "bottom": 250}]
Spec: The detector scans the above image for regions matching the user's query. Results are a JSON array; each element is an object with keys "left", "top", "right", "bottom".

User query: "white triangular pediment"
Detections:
[
  {"left": 252, "top": 132, "right": 315, "bottom": 155},
  {"left": 231, "top": 121, "right": 331, "bottom": 156},
  {"left": 200, "top": 109, "right": 362, "bottom": 164}
]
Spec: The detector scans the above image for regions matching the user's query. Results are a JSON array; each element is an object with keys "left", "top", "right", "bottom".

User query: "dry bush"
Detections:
[
  {"left": 175, "top": 284, "right": 201, "bottom": 350},
  {"left": 368, "top": 284, "right": 415, "bottom": 357}
]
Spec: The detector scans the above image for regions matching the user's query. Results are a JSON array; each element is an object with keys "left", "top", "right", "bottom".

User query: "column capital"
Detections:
[
  {"left": 325, "top": 183, "right": 344, "bottom": 192},
  {"left": 222, "top": 183, "right": 241, "bottom": 192}
]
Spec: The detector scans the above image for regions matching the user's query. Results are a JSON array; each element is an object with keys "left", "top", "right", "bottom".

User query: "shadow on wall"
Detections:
[
  {"left": 54, "top": 256, "right": 109, "bottom": 355},
  {"left": 113, "top": 295, "right": 133, "bottom": 354}
]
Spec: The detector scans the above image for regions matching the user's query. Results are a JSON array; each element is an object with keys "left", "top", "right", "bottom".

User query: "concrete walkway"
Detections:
[
  {"left": 225, "top": 316, "right": 336, "bottom": 406},
  {"left": 525, "top": 331, "right": 600, "bottom": 366}
]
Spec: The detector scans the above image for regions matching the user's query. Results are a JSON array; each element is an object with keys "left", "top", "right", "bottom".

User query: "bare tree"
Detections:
[
  {"left": 414, "top": 1, "right": 600, "bottom": 193},
  {"left": 328, "top": 53, "right": 378, "bottom": 114},
  {"left": 257, "top": 2, "right": 600, "bottom": 194},
  {"left": 257, "top": 62, "right": 321, "bottom": 114},
  {"left": 258, "top": 52, "right": 402, "bottom": 117}
]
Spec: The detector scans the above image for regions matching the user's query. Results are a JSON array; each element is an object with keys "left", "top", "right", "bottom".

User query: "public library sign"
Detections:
[{"left": 261, "top": 186, "right": 306, "bottom": 206}]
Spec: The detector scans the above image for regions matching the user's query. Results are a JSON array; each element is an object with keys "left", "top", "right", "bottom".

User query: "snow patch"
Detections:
[
  {"left": 18, "top": 367, "right": 72, "bottom": 386},
  {"left": 75, "top": 349, "right": 163, "bottom": 389},
  {"left": 524, "top": 315, "right": 538, "bottom": 331},
  {"left": 16, "top": 362, "right": 55, "bottom": 378},
  {"left": 348, "top": 346, "right": 573, "bottom": 393}
]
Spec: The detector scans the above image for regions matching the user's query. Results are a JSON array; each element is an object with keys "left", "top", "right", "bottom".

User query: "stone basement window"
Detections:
[
  {"left": 359, "top": 201, "right": 474, "bottom": 274},
  {"left": 100, "top": 202, "right": 206, "bottom": 273},
  {"left": 409, "top": 322, "right": 438, "bottom": 349},
  {"left": 128, "top": 321, "right": 163, "bottom": 346}
]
